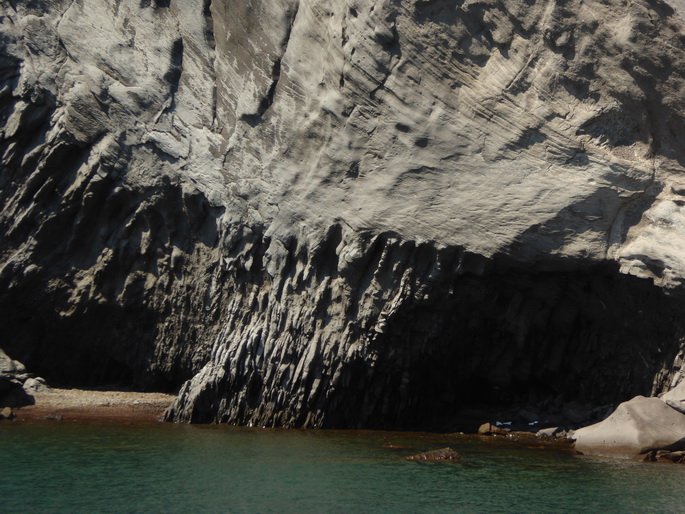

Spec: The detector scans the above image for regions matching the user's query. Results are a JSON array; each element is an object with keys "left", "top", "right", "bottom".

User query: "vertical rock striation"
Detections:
[{"left": 2, "top": 0, "right": 685, "bottom": 427}]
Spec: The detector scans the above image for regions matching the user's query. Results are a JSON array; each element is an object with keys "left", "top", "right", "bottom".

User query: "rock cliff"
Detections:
[{"left": 3, "top": 0, "right": 685, "bottom": 428}]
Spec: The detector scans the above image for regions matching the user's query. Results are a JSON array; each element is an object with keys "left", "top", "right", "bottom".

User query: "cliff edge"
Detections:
[{"left": 2, "top": 0, "right": 685, "bottom": 428}]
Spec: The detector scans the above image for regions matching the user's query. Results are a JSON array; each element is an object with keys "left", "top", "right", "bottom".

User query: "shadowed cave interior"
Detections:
[
  {"left": 2, "top": 249, "right": 682, "bottom": 431},
  {"left": 175, "top": 251, "right": 685, "bottom": 430},
  {"left": 337, "top": 262, "right": 682, "bottom": 430}
]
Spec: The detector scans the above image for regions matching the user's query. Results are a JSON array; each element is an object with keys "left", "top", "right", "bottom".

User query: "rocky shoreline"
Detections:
[
  {"left": 4, "top": 385, "right": 685, "bottom": 465},
  {"left": 4, "top": 343, "right": 685, "bottom": 462},
  {"left": 1, "top": 347, "right": 173, "bottom": 424},
  {"left": 4, "top": 388, "right": 175, "bottom": 424},
  {"left": 469, "top": 378, "right": 685, "bottom": 462},
  {"left": 4, "top": 0, "right": 685, "bottom": 433}
]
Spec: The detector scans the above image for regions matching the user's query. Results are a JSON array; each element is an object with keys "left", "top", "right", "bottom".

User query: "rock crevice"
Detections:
[{"left": 2, "top": 0, "right": 685, "bottom": 428}]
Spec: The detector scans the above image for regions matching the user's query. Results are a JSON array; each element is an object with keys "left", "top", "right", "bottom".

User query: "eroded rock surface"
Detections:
[{"left": 3, "top": 0, "right": 685, "bottom": 428}]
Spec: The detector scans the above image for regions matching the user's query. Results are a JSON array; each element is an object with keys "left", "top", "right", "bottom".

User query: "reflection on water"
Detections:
[{"left": 1, "top": 423, "right": 683, "bottom": 513}]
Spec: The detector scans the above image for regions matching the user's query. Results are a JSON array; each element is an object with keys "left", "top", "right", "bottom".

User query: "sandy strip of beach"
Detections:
[{"left": 11, "top": 388, "right": 176, "bottom": 424}]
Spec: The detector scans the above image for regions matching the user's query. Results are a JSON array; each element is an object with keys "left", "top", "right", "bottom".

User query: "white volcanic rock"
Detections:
[
  {"left": 2, "top": 0, "right": 685, "bottom": 427},
  {"left": 574, "top": 396, "right": 685, "bottom": 456}
]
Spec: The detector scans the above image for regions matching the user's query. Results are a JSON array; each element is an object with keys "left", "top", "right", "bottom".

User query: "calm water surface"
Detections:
[{"left": 1, "top": 423, "right": 683, "bottom": 513}]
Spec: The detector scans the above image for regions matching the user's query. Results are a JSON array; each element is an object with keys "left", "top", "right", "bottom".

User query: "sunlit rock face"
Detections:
[{"left": 2, "top": 0, "right": 685, "bottom": 428}]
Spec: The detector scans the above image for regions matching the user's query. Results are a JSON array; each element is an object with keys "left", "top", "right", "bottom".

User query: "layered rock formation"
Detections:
[{"left": 3, "top": 0, "right": 685, "bottom": 428}]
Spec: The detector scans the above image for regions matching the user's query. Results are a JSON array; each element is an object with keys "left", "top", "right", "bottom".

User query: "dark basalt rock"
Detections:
[
  {"left": 0, "top": 380, "right": 34, "bottom": 409},
  {"left": 0, "top": 373, "right": 34, "bottom": 409},
  {"left": 0, "top": 349, "right": 34, "bottom": 408},
  {"left": 643, "top": 450, "right": 685, "bottom": 463}
]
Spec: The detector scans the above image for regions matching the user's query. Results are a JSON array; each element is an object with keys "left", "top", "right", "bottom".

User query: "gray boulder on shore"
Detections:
[{"left": 574, "top": 396, "right": 685, "bottom": 456}]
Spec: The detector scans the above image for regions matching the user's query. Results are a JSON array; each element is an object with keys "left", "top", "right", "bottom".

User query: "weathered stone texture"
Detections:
[{"left": 3, "top": 0, "right": 685, "bottom": 427}]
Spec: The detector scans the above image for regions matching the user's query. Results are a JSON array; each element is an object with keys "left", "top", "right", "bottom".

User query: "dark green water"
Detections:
[{"left": 1, "top": 423, "right": 683, "bottom": 513}]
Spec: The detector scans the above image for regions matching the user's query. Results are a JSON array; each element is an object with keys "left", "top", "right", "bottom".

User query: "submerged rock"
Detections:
[
  {"left": 382, "top": 439, "right": 412, "bottom": 450},
  {"left": 405, "top": 448, "right": 462, "bottom": 462},
  {"left": 574, "top": 396, "right": 685, "bottom": 456}
]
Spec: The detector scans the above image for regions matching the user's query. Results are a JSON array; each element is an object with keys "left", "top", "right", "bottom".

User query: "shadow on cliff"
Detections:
[
  {"left": 326, "top": 256, "right": 684, "bottom": 431},
  {"left": 0, "top": 160, "right": 224, "bottom": 392}
]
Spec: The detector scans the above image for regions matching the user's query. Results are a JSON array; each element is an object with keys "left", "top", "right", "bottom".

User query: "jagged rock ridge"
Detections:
[{"left": 2, "top": 0, "right": 685, "bottom": 428}]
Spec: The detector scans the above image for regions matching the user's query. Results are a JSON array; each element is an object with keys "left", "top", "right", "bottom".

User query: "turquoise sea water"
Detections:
[{"left": 1, "top": 423, "right": 683, "bottom": 513}]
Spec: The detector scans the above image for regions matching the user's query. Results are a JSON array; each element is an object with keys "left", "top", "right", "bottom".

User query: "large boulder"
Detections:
[{"left": 574, "top": 396, "right": 685, "bottom": 456}]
